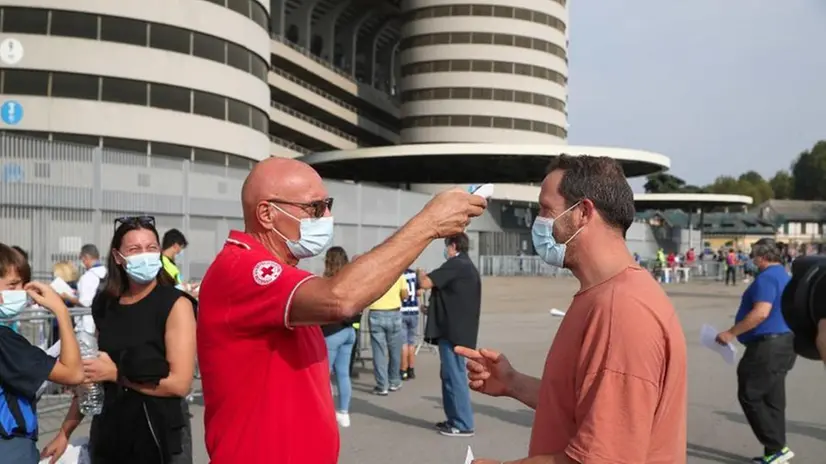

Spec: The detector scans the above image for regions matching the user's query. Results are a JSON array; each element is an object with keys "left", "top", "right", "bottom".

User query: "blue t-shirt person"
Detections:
[{"left": 734, "top": 264, "right": 791, "bottom": 344}]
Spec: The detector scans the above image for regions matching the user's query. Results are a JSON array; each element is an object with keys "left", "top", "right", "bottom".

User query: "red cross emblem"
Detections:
[{"left": 253, "top": 260, "right": 281, "bottom": 285}]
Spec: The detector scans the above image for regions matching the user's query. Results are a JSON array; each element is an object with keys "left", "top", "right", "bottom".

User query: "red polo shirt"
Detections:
[{"left": 197, "top": 231, "right": 338, "bottom": 464}]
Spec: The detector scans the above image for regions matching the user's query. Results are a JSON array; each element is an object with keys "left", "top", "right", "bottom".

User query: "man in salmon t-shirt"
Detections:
[
  {"left": 196, "top": 157, "right": 487, "bottom": 464},
  {"left": 457, "top": 155, "right": 688, "bottom": 464}
]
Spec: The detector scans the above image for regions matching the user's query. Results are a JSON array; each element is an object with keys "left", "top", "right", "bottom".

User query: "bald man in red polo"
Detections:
[{"left": 196, "top": 157, "right": 487, "bottom": 464}]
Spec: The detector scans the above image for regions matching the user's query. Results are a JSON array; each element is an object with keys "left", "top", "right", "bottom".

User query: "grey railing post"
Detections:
[
  {"left": 356, "top": 183, "right": 363, "bottom": 254},
  {"left": 92, "top": 147, "right": 103, "bottom": 250},
  {"left": 182, "top": 159, "right": 191, "bottom": 280}
]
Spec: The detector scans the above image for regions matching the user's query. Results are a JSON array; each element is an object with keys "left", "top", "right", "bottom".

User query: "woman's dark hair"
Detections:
[
  {"left": 323, "top": 246, "right": 349, "bottom": 278},
  {"left": 103, "top": 221, "right": 176, "bottom": 298},
  {"left": 0, "top": 243, "right": 31, "bottom": 284}
]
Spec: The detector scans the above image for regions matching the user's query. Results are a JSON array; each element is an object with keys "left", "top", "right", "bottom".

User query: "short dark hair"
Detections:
[
  {"left": 546, "top": 154, "right": 635, "bottom": 234},
  {"left": 445, "top": 233, "right": 470, "bottom": 253},
  {"left": 0, "top": 243, "right": 31, "bottom": 283},
  {"left": 11, "top": 246, "right": 28, "bottom": 262},
  {"left": 751, "top": 238, "right": 782, "bottom": 263},
  {"left": 80, "top": 244, "right": 100, "bottom": 259},
  {"left": 162, "top": 229, "right": 188, "bottom": 250}
]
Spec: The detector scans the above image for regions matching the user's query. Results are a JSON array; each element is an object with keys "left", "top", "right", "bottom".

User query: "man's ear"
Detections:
[{"left": 257, "top": 202, "right": 274, "bottom": 228}]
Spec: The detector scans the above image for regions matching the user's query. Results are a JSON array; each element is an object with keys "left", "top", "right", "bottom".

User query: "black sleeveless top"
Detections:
[{"left": 89, "top": 284, "right": 189, "bottom": 463}]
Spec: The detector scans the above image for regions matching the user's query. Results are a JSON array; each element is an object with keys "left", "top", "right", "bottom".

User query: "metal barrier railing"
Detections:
[
  {"left": 269, "top": 134, "right": 312, "bottom": 155},
  {"left": 478, "top": 255, "right": 741, "bottom": 281},
  {"left": 5, "top": 307, "right": 202, "bottom": 417},
  {"left": 271, "top": 66, "right": 358, "bottom": 113},
  {"left": 478, "top": 255, "right": 574, "bottom": 277},
  {"left": 270, "top": 100, "right": 358, "bottom": 143},
  {"left": 271, "top": 34, "right": 356, "bottom": 82}
]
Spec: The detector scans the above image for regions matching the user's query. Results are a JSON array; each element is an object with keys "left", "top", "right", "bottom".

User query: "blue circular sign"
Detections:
[{"left": 1, "top": 100, "right": 23, "bottom": 125}]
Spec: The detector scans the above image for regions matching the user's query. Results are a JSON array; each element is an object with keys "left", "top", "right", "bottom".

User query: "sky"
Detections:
[{"left": 566, "top": 0, "right": 826, "bottom": 191}]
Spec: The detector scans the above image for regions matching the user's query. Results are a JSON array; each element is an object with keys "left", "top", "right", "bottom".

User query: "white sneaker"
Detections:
[{"left": 336, "top": 412, "right": 350, "bottom": 428}]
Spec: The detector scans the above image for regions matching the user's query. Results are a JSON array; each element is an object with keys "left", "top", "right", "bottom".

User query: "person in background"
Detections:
[
  {"left": 320, "top": 247, "right": 359, "bottom": 427},
  {"left": 0, "top": 243, "right": 84, "bottom": 463},
  {"left": 419, "top": 232, "right": 482, "bottom": 438},
  {"left": 458, "top": 155, "right": 687, "bottom": 463},
  {"left": 367, "top": 271, "right": 408, "bottom": 395},
  {"left": 42, "top": 216, "right": 196, "bottom": 464},
  {"left": 52, "top": 261, "right": 79, "bottom": 305},
  {"left": 51, "top": 261, "right": 80, "bottom": 344},
  {"left": 400, "top": 267, "right": 422, "bottom": 380},
  {"left": 162, "top": 229, "right": 199, "bottom": 298},
  {"left": 726, "top": 248, "right": 739, "bottom": 285},
  {"left": 686, "top": 247, "right": 696, "bottom": 266},
  {"left": 61, "top": 244, "right": 107, "bottom": 334},
  {"left": 716, "top": 238, "right": 796, "bottom": 464}
]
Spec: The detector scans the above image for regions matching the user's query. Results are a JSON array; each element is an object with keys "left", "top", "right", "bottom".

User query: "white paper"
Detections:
[
  {"left": 50, "top": 277, "right": 75, "bottom": 296},
  {"left": 463, "top": 446, "right": 474, "bottom": 464},
  {"left": 38, "top": 437, "right": 90, "bottom": 464},
  {"left": 699, "top": 324, "right": 737, "bottom": 365},
  {"left": 549, "top": 308, "right": 566, "bottom": 317}
]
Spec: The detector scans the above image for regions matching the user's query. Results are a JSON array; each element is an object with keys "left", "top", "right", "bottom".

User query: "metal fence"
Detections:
[
  {"left": 0, "top": 133, "right": 502, "bottom": 279},
  {"left": 478, "top": 255, "right": 573, "bottom": 277}
]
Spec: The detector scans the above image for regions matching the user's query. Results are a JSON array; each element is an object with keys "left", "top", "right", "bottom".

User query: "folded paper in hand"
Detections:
[
  {"left": 38, "top": 437, "right": 90, "bottom": 464},
  {"left": 464, "top": 446, "right": 474, "bottom": 464},
  {"left": 699, "top": 324, "right": 737, "bottom": 365},
  {"left": 50, "top": 277, "right": 75, "bottom": 296}
]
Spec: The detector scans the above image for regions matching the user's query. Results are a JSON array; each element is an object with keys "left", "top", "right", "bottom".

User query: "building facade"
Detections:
[{"left": 0, "top": 1, "right": 271, "bottom": 166}]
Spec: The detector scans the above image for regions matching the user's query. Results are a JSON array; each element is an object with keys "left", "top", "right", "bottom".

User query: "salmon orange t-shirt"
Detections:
[{"left": 529, "top": 266, "right": 687, "bottom": 463}]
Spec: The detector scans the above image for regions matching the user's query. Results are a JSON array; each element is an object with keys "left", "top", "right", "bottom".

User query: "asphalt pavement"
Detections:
[{"left": 38, "top": 277, "right": 826, "bottom": 463}]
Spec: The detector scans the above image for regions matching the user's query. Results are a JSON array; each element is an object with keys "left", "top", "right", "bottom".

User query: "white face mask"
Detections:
[
  {"left": 531, "top": 202, "right": 584, "bottom": 268},
  {"left": 270, "top": 203, "right": 334, "bottom": 259},
  {"left": 0, "top": 290, "right": 29, "bottom": 318}
]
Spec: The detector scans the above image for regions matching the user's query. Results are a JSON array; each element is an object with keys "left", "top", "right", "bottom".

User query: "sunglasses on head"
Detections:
[
  {"left": 269, "top": 198, "right": 334, "bottom": 218},
  {"left": 114, "top": 215, "right": 156, "bottom": 232}
]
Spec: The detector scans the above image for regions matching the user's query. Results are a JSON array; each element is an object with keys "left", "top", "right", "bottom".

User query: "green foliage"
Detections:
[
  {"left": 769, "top": 170, "right": 793, "bottom": 199},
  {"left": 644, "top": 140, "right": 825, "bottom": 203},
  {"left": 791, "top": 141, "right": 826, "bottom": 200},
  {"left": 643, "top": 173, "right": 687, "bottom": 193}
]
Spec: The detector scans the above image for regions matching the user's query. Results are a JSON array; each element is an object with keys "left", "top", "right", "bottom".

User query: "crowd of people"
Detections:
[{"left": 2, "top": 154, "right": 826, "bottom": 464}]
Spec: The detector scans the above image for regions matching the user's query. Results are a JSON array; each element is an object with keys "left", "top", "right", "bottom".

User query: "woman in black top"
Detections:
[
  {"left": 321, "top": 247, "right": 361, "bottom": 428},
  {"left": 42, "top": 216, "right": 197, "bottom": 464}
]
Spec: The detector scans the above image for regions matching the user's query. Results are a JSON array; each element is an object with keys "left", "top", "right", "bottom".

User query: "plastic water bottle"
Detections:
[{"left": 75, "top": 331, "right": 104, "bottom": 416}]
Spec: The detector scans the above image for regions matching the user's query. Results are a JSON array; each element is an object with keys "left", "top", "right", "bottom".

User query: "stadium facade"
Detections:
[{"left": 0, "top": 0, "right": 670, "bottom": 256}]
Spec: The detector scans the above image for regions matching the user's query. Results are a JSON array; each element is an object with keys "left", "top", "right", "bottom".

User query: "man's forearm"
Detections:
[
  {"left": 729, "top": 311, "right": 766, "bottom": 337},
  {"left": 331, "top": 216, "right": 434, "bottom": 315},
  {"left": 507, "top": 371, "right": 542, "bottom": 410}
]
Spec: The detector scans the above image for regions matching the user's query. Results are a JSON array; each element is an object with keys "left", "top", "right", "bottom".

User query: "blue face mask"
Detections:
[
  {"left": 531, "top": 202, "right": 584, "bottom": 268},
  {"left": 0, "top": 290, "right": 29, "bottom": 318},
  {"left": 122, "top": 252, "right": 162, "bottom": 284},
  {"left": 271, "top": 203, "right": 334, "bottom": 259}
]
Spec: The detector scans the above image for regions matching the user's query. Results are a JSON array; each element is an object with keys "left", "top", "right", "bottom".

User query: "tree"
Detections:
[
  {"left": 769, "top": 170, "right": 793, "bottom": 199},
  {"left": 643, "top": 173, "right": 687, "bottom": 193},
  {"left": 705, "top": 172, "right": 774, "bottom": 205},
  {"left": 791, "top": 141, "right": 826, "bottom": 200}
]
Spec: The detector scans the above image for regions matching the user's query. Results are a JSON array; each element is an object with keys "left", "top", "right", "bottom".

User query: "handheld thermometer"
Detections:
[{"left": 468, "top": 183, "right": 494, "bottom": 199}]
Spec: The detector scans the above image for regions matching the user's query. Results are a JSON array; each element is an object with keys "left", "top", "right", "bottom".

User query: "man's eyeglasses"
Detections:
[
  {"left": 114, "top": 215, "right": 156, "bottom": 232},
  {"left": 269, "top": 198, "right": 334, "bottom": 218}
]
